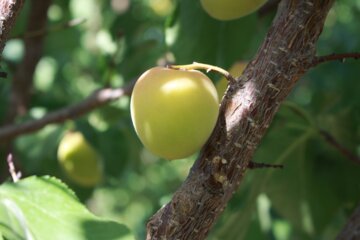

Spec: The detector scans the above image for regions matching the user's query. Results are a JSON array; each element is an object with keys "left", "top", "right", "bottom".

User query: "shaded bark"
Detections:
[
  {"left": 337, "top": 204, "right": 360, "bottom": 240},
  {"left": 146, "top": 0, "right": 334, "bottom": 239}
]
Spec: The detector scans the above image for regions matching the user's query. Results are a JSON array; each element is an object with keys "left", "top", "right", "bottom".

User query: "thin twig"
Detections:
[
  {"left": 311, "top": 53, "right": 360, "bottom": 67},
  {"left": 0, "top": 81, "right": 135, "bottom": 141},
  {"left": 7, "top": 153, "right": 21, "bottom": 182},
  {"left": 10, "top": 18, "right": 86, "bottom": 39},
  {"left": 319, "top": 129, "right": 360, "bottom": 165}
]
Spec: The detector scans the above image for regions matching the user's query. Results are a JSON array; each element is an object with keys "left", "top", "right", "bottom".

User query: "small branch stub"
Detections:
[{"left": 248, "top": 161, "right": 284, "bottom": 170}]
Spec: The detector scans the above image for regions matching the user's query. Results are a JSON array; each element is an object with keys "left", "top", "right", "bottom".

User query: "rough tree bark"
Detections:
[
  {"left": 146, "top": 0, "right": 334, "bottom": 239},
  {"left": 0, "top": 0, "right": 24, "bottom": 55}
]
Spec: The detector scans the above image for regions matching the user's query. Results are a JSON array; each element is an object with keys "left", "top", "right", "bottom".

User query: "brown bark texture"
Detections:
[
  {"left": 146, "top": 0, "right": 334, "bottom": 239},
  {"left": 0, "top": 0, "right": 24, "bottom": 54}
]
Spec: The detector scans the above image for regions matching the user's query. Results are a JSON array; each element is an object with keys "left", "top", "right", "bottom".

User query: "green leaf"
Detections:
[
  {"left": 166, "top": 0, "right": 262, "bottom": 66},
  {"left": 259, "top": 104, "right": 360, "bottom": 238},
  {"left": 0, "top": 176, "right": 134, "bottom": 240},
  {"left": 263, "top": 136, "right": 314, "bottom": 234}
]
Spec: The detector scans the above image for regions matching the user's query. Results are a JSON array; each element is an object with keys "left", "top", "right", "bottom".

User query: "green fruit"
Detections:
[
  {"left": 200, "top": 0, "right": 267, "bottom": 21},
  {"left": 130, "top": 67, "right": 219, "bottom": 160},
  {"left": 216, "top": 62, "right": 247, "bottom": 98},
  {"left": 148, "top": 0, "right": 173, "bottom": 16},
  {"left": 57, "top": 131, "right": 102, "bottom": 187}
]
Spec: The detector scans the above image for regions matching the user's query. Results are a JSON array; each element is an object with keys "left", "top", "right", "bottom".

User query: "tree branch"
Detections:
[
  {"left": 5, "top": 0, "right": 52, "bottom": 124},
  {"left": 0, "top": 0, "right": 24, "bottom": 55},
  {"left": 146, "top": 0, "right": 335, "bottom": 239},
  {"left": 336, "top": 203, "right": 360, "bottom": 240},
  {"left": 311, "top": 52, "right": 360, "bottom": 67},
  {"left": 0, "top": 82, "right": 134, "bottom": 142}
]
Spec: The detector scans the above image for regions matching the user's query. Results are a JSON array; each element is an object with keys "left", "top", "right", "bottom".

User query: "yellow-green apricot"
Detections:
[
  {"left": 216, "top": 61, "right": 247, "bottom": 98},
  {"left": 130, "top": 67, "right": 219, "bottom": 160},
  {"left": 57, "top": 131, "right": 102, "bottom": 187},
  {"left": 200, "top": 0, "right": 267, "bottom": 21}
]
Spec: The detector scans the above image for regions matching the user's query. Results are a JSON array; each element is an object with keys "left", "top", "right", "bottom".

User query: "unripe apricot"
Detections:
[
  {"left": 130, "top": 67, "right": 219, "bottom": 160},
  {"left": 200, "top": 0, "right": 267, "bottom": 21},
  {"left": 216, "top": 62, "right": 247, "bottom": 98},
  {"left": 57, "top": 131, "right": 103, "bottom": 187}
]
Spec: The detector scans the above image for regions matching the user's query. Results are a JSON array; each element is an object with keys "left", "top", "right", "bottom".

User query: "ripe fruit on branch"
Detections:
[
  {"left": 57, "top": 131, "right": 103, "bottom": 187},
  {"left": 216, "top": 61, "right": 247, "bottom": 98},
  {"left": 130, "top": 67, "right": 219, "bottom": 160},
  {"left": 200, "top": 0, "right": 267, "bottom": 21}
]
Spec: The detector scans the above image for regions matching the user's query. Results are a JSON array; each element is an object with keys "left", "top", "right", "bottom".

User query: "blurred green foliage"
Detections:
[{"left": 0, "top": 0, "right": 359, "bottom": 239}]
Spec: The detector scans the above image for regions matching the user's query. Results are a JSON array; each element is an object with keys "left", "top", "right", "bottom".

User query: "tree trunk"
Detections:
[{"left": 146, "top": 0, "right": 334, "bottom": 239}]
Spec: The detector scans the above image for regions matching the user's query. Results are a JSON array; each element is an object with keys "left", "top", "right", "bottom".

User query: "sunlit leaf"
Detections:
[{"left": 0, "top": 176, "right": 134, "bottom": 240}]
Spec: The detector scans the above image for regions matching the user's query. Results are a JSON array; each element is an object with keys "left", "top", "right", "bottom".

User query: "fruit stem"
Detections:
[{"left": 168, "top": 62, "right": 236, "bottom": 83}]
